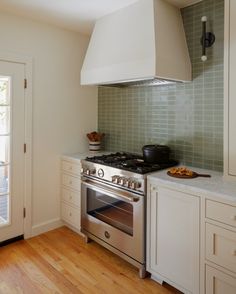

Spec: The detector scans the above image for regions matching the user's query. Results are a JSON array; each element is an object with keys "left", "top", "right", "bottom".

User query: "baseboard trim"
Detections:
[{"left": 31, "top": 218, "right": 63, "bottom": 237}]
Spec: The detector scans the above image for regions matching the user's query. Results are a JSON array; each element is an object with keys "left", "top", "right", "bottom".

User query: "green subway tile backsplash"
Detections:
[{"left": 98, "top": 0, "right": 224, "bottom": 171}]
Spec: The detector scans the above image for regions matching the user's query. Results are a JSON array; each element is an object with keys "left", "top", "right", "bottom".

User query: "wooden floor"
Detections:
[{"left": 0, "top": 227, "right": 182, "bottom": 294}]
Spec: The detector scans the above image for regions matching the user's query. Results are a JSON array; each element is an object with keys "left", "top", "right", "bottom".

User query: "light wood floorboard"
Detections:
[{"left": 0, "top": 226, "right": 182, "bottom": 293}]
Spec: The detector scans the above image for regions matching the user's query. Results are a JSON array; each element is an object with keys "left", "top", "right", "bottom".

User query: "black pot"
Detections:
[{"left": 142, "top": 145, "right": 170, "bottom": 164}]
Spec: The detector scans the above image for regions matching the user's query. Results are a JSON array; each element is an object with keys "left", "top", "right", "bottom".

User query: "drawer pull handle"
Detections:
[
  {"left": 230, "top": 215, "right": 236, "bottom": 221},
  {"left": 69, "top": 212, "right": 72, "bottom": 217}
]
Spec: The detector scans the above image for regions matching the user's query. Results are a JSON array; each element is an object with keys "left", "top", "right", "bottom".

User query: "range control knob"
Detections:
[
  {"left": 86, "top": 169, "right": 96, "bottom": 176},
  {"left": 129, "top": 180, "right": 141, "bottom": 190},
  {"left": 91, "top": 169, "right": 96, "bottom": 175},
  {"left": 124, "top": 179, "right": 130, "bottom": 187},
  {"left": 127, "top": 180, "right": 133, "bottom": 189},
  {"left": 112, "top": 175, "right": 119, "bottom": 184},
  {"left": 130, "top": 181, "right": 136, "bottom": 189},
  {"left": 119, "top": 177, "right": 127, "bottom": 186},
  {"left": 86, "top": 169, "right": 90, "bottom": 175},
  {"left": 134, "top": 182, "right": 141, "bottom": 190}
]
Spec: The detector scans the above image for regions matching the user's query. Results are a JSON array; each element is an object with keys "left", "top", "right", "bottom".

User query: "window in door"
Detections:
[{"left": 0, "top": 77, "right": 10, "bottom": 226}]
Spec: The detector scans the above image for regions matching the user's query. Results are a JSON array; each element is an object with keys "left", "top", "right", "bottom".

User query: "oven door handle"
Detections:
[{"left": 81, "top": 179, "right": 140, "bottom": 203}]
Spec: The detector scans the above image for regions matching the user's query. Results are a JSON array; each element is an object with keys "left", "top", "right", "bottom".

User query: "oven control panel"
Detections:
[
  {"left": 81, "top": 160, "right": 145, "bottom": 195},
  {"left": 111, "top": 175, "right": 141, "bottom": 190}
]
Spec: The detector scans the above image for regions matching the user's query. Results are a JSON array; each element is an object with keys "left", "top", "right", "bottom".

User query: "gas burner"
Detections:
[
  {"left": 86, "top": 152, "right": 142, "bottom": 164},
  {"left": 86, "top": 152, "right": 178, "bottom": 174}
]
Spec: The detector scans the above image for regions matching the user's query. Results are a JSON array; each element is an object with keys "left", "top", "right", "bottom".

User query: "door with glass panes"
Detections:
[{"left": 0, "top": 60, "right": 25, "bottom": 242}]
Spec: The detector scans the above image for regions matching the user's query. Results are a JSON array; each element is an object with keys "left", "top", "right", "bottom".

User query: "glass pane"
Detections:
[
  {"left": 0, "top": 165, "right": 9, "bottom": 194},
  {"left": 0, "top": 194, "right": 9, "bottom": 225},
  {"left": 87, "top": 188, "right": 133, "bottom": 236},
  {"left": 0, "top": 76, "right": 10, "bottom": 227},
  {"left": 0, "top": 106, "right": 10, "bottom": 134},
  {"left": 0, "top": 78, "right": 10, "bottom": 105},
  {"left": 0, "top": 136, "right": 9, "bottom": 163}
]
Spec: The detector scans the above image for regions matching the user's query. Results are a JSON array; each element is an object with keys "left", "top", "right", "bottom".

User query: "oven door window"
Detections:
[{"left": 87, "top": 188, "right": 133, "bottom": 236}]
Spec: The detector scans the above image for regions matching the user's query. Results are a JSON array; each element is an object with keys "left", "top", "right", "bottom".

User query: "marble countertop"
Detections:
[{"left": 148, "top": 167, "right": 236, "bottom": 203}]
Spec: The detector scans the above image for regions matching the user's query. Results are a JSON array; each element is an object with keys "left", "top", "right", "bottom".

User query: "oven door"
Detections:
[{"left": 81, "top": 178, "right": 144, "bottom": 263}]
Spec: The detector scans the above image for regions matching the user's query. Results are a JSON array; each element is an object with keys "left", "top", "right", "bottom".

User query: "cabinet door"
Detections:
[
  {"left": 228, "top": 0, "right": 236, "bottom": 175},
  {"left": 206, "top": 265, "right": 236, "bottom": 294},
  {"left": 147, "top": 185, "right": 200, "bottom": 294}
]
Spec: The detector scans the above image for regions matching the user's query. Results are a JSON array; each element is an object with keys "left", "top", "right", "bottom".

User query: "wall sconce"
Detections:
[{"left": 201, "top": 16, "right": 215, "bottom": 62}]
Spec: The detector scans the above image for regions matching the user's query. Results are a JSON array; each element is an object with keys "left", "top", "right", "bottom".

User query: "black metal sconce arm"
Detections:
[{"left": 201, "top": 16, "right": 215, "bottom": 61}]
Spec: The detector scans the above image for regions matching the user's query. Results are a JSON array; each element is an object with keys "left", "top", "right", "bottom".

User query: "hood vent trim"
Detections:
[{"left": 100, "top": 78, "right": 177, "bottom": 88}]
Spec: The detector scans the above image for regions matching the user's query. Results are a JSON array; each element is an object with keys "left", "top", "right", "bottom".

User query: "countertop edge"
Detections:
[{"left": 147, "top": 168, "right": 236, "bottom": 204}]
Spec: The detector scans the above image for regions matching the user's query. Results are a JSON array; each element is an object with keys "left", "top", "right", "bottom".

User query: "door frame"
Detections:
[{"left": 0, "top": 52, "right": 32, "bottom": 239}]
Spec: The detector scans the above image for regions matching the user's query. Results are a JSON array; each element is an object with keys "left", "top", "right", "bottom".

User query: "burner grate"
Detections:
[{"left": 86, "top": 152, "right": 178, "bottom": 174}]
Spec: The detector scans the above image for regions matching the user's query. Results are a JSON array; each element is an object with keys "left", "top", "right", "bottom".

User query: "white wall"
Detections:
[{"left": 0, "top": 11, "right": 98, "bottom": 234}]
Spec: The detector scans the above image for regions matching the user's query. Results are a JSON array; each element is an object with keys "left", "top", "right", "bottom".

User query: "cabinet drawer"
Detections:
[
  {"left": 61, "top": 203, "right": 80, "bottom": 228},
  {"left": 206, "top": 265, "right": 236, "bottom": 294},
  {"left": 206, "top": 223, "right": 236, "bottom": 273},
  {"left": 62, "top": 174, "right": 80, "bottom": 191},
  {"left": 206, "top": 200, "right": 236, "bottom": 228},
  {"left": 61, "top": 188, "right": 80, "bottom": 207},
  {"left": 62, "top": 160, "right": 81, "bottom": 176}
]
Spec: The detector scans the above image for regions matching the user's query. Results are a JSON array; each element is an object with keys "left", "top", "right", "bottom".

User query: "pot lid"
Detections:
[{"left": 142, "top": 145, "right": 170, "bottom": 151}]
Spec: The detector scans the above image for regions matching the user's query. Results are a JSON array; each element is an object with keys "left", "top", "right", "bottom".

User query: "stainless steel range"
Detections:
[{"left": 81, "top": 152, "right": 177, "bottom": 278}]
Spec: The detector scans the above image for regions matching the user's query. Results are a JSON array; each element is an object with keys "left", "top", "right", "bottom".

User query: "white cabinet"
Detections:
[
  {"left": 61, "top": 158, "right": 81, "bottom": 231},
  {"left": 147, "top": 175, "right": 236, "bottom": 294},
  {"left": 224, "top": 0, "right": 236, "bottom": 177},
  {"left": 147, "top": 184, "right": 200, "bottom": 294},
  {"left": 205, "top": 199, "right": 236, "bottom": 293}
]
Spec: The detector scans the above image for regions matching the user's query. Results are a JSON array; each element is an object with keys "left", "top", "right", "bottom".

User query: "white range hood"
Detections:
[{"left": 81, "top": 0, "right": 192, "bottom": 87}]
